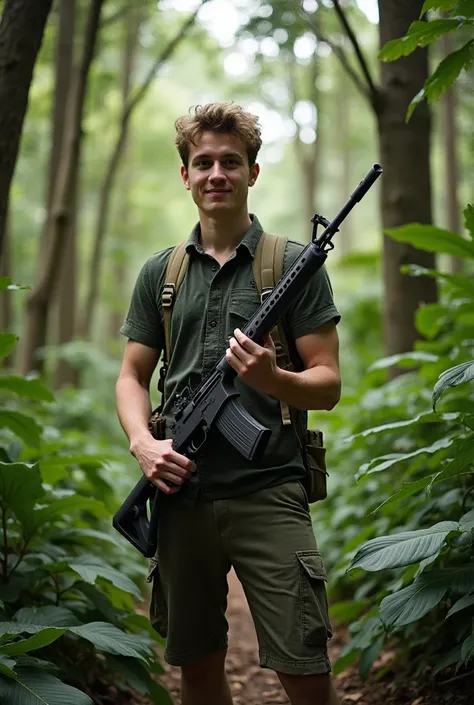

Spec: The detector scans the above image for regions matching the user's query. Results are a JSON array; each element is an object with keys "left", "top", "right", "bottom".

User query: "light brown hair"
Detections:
[{"left": 175, "top": 102, "right": 262, "bottom": 168}]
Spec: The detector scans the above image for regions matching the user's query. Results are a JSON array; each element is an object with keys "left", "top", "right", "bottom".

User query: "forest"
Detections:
[{"left": 0, "top": 0, "right": 473, "bottom": 703}]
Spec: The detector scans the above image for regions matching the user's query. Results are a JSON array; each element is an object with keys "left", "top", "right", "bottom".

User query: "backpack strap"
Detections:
[
  {"left": 161, "top": 242, "right": 189, "bottom": 366},
  {"left": 253, "top": 232, "right": 293, "bottom": 426}
]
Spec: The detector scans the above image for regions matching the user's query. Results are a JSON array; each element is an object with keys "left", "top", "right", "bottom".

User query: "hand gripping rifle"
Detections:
[{"left": 113, "top": 164, "right": 383, "bottom": 557}]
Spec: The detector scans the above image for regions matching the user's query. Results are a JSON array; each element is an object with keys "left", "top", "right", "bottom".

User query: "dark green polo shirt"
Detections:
[{"left": 120, "top": 215, "right": 340, "bottom": 499}]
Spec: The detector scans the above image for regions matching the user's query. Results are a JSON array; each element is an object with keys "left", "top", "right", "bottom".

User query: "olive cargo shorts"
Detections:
[{"left": 147, "top": 480, "right": 333, "bottom": 675}]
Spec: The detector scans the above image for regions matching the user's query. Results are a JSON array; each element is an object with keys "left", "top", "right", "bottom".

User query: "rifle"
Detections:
[{"left": 113, "top": 164, "right": 383, "bottom": 557}]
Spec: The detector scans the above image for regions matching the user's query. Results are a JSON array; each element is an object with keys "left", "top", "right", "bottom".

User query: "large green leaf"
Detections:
[
  {"left": 446, "top": 594, "right": 474, "bottom": 618},
  {"left": 372, "top": 475, "right": 435, "bottom": 513},
  {"left": 346, "top": 411, "right": 441, "bottom": 442},
  {"left": 385, "top": 224, "right": 474, "bottom": 258},
  {"left": 0, "top": 462, "right": 44, "bottom": 528},
  {"left": 378, "top": 18, "right": 470, "bottom": 61},
  {"left": 461, "top": 634, "right": 474, "bottom": 664},
  {"left": 349, "top": 522, "right": 458, "bottom": 572},
  {"left": 0, "top": 333, "right": 18, "bottom": 360},
  {"left": 368, "top": 351, "right": 439, "bottom": 371},
  {"left": 1, "top": 629, "right": 67, "bottom": 656},
  {"left": 0, "top": 654, "right": 17, "bottom": 678},
  {"left": 70, "top": 622, "right": 151, "bottom": 661},
  {"left": 52, "top": 528, "right": 122, "bottom": 547},
  {"left": 29, "top": 495, "right": 108, "bottom": 531},
  {"left": 0, "top": 411, "right": 42, "bottom": 447},
  {"left": 402, "top": 263, "right": 474, "bottom": 296},
  {"left": 0, "top": 377, "right": 54, "bottom": 403},
  {"left": 67, "top": 555, "right": 142, "bottom": 600},
  {"left": 380, "top": 567, "right": 474, "bottom": 630},
  {"left": 407, "top": 39, "right": 474, "bottom": 118},
  {"left": 433, "top": 361, "right": 474, "bottom": 408},
  {"left": 13, "top": 607, "right": 81, "bottom": 628},
  {"left": 421, "top": 0, "right": 458, "bottom": 14},
  {"left": 0, "top": 667, "right": 92, "bottom": 704},
  {"left": 428, "top": 438, "right": 474, "bottom": 490},
  {"left": 357, "top": 437, "right": 454, "bottom": 479},
  {"left": 415, "top": 304, "right": 450, "bottom": 339}
]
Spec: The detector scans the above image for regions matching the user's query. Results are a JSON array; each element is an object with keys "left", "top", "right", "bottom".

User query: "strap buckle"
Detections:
[
  {"left": 274, "top": 341, "right": 285, "bottom": 359},
  {"left": 261, "top": 287, "right": 272, "bottom": 303},
  {"left": 162, "top": 283, "right": 175, "bottom": 308}
]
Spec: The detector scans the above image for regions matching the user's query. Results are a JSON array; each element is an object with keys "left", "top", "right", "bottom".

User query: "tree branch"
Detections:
[
  {"left": 332, "top": 0, "right": 379, "bottom": 104},
  {"left": 127, "top": 0, "right": 209, "bottom": 118},
  {"left": 297, "top": 5, "right": 372, "bottom": 105}
]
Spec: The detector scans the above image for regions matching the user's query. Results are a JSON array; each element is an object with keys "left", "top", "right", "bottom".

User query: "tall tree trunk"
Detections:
[
  {"left": 79, "top": 2, "right": 206, "bottom": 339},
  {"left": 0, "top": 206, "right": 13, "bottom": 369},
  {"left": 336, "top": 72, "right": 351, "bottom": 254},
  {"left": 289, "top": 58, "right": 320, "bottom": 232},
  {"left": 377, "top": 0, "right": 437, "bottom": 360},
  {"left": 0, "top": 0, "right": 53, "bottom": 258},
  {"left": 20, "top": 0, "right": 104, "bottom": 376},
  {"left": 107, "top": 10, "right": 141, "bottom": 347},
  {"left": 52, "top": 0, "right": 79, "bottom": 388},
  {"left": 54, "top": 174, "right": 78, "bottom": 387},
  {"left": 440, "top": 29, "right": 462, "bottom": 274}
]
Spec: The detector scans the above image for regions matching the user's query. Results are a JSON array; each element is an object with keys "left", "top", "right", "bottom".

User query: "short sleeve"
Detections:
[
  {"left": 283, "top": 240, "right": 341, "bottom": 341},
  {"left": 120, "top": 252, "right": 171, "bottom": 350}
]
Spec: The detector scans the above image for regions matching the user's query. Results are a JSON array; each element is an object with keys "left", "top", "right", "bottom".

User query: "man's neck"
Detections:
[{"left": 198, "top": 209, "right": 252, "bottom": 259}]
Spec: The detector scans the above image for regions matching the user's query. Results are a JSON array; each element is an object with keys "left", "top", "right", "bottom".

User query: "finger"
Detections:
[
  {"left": 167, "top": 452, "right": 197, "bottom": 473},
  {"left": 233, "top": 328, "right": 261, "bottom": 354},
  {"left": 158, "top": 459, "right": 193, "bottom": 478},
  {"left": 161, "top": 470, "right": 186, "bottom": 486},
  {"left": 155, "top": 479, "right": 181, "bottom": 494},
  {"left": 226, "top": 347, "right": 244, "bottom": 372},
  {"left": 263, "top": 332, "right": 275, "bottom": 350},
  {"left": 228, "top": 336, "right": 249, "bottom": 364}
]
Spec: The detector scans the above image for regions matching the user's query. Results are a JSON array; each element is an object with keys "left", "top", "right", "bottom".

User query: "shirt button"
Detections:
[
  {"left": 211, "top": 264, "right": 217, "bottom": 272},
  {"left": 209, "top": 320, "right": 217, "bottom": 328}
]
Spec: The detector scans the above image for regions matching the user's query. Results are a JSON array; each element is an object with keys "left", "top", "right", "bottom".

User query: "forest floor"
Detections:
[{"left": 153, "top": 569, "right": 473, "bottom": 705}]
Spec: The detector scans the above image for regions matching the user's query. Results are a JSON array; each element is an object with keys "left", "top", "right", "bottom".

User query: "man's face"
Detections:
[{"left": 181, "top": 131, "right": 259, "bottom": 215}]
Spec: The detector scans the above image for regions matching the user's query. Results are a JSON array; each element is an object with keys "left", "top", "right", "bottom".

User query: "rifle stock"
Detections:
[{"left": 113, "top": 164, "right": 383, "bottom": 557}]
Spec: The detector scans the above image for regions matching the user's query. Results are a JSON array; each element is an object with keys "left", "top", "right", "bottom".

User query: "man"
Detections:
[{"left": 116, "top": 102, "right": 341, "bottom": 705}]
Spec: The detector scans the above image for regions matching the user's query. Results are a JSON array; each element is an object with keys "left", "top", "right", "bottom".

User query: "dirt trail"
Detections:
[{"left": 159, "top": 569, "right": 472, "bottom": 705}]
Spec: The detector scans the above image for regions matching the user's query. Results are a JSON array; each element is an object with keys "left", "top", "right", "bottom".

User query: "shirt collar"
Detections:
[{"left": 185, "top": 214, "right": 263, "bottom": 258}]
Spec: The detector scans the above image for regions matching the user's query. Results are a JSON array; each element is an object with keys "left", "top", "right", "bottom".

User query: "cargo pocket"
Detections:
[
  {"left": 147, "top": 556, "right": 168, "bottom": 639},
  {"left": 297, "top": 550, "right": 333, "bottom": 646}
]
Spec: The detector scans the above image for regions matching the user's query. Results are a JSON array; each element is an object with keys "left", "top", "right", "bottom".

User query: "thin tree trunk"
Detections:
[
  {"left": 377, "top": 0, "right": 437, "bottom": 361},
  {"left": 52, "top": 0, "right": 79, "bottom": 388},
  {"left": 0, "top": 0, "right": 53, "bottom": 258},
  {"left": 20, "top": 0, "right": 104, "bottom": 376},
  {"left": 440, "top": 29, "right": 462, "bottom": 274},
  {"left": 79, "top": 2, "right": 207, "bottom": 339}
]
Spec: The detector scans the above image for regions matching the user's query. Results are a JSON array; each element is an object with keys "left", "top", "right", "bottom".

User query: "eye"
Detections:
[
  {"left": 224, "top": 158, "right": 239, "bottom": 167},
  {"left": 196, "top": 160, "right": 210, "bottom": 168}
]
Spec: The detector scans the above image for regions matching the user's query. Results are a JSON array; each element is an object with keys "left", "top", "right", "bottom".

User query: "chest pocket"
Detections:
[{"left": 228, "top": 288, "right": 261, "bottom": 338}]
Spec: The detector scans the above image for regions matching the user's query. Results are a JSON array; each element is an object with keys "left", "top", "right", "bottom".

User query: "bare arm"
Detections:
[
  {"left": 116, "top": 340, "right": 195, "bottom": 493},
  {"left": 227, "top": 321, "right": 341, "bottom": 411},
  {"left": 270, "top": 321, "right": 341, "bottom": 411}
]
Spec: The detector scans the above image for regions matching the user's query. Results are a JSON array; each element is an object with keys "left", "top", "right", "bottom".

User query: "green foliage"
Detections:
[
  {"left": 0, "top": 334, "right": 168, "bottom": 703},
  {"left": 378, "top": 0, "right": 474, "bottom": 120},
  {"left": 321, "top": 214, "right": 474, "bottom": 682}
]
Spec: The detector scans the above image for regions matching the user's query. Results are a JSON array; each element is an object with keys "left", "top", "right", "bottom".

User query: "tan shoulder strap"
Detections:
[
  {"left": 162, "top": 242, "right": 189, "bottom": 365},
  {"left": 253, "top": 232, "right": 293, "bottom": 426}
]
